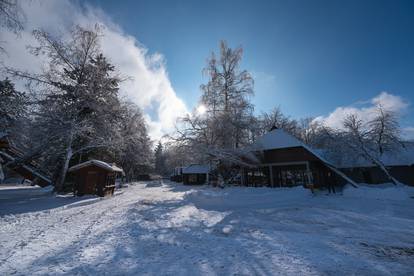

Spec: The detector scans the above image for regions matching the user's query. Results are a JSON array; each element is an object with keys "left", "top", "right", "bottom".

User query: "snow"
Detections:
[
  {"left": 342, "top": 183, "right": 414, "bottom": 200},
  {"left": 182, "top": 164, "right": 210, "bottom": 174},
  {"left": 0, "top": 181, "right": 413, "bottom": 275},
  {"left": 68, "top": 159, "right": 124, "bottom": 173},
  {"left": 252, "top": 128, "right": 302, "bottom": 150},
  {"left": 330, "top": 143, "right": 414, "bottom": 168}
]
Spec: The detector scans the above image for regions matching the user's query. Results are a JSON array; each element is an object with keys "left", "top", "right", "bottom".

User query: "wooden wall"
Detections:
[
  {"left": 183, "top": 173, "right": 207, "bottom": 185},
  {"left": 341, "top": 165, "right": 414, "bottom": 186},
  {"left": 262, "top": 147, "right": 320, "bottom": 164},
  {"left": 73, "top": 165, "right": 116, "bottom": 196}
]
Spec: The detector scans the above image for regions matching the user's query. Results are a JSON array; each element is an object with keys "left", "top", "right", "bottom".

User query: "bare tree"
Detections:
[
  {"left": 200, "top": 40, "right": 254, "bottom": 149},
  {"left": 0, "top": 0, "right": 25, "bottom": 53},
  {"left": 0, "top": 0, "right": 24, "bottom": 32},
  {"left": 173, "top": 40, "right": 258, "bottom": 182},
  {"left": 342, "top": 113, "right": 400, "bottom": 185},
  {"left": 256, "top": 107, "right": 302, "bottom": 141},
  {"left": 258, "top": 107, "right": 286, "bottom": 134},
  {"left": 368, "top": 105, "right": 401, "bottom": 156}
]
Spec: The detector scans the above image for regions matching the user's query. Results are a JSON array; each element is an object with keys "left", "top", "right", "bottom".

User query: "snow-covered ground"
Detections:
[{"left": 0, "top": 181, "right": 413, "bottom": 275}]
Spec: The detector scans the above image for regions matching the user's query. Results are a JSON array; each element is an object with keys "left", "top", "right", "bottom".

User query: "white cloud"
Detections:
[
  {"left": 402, "top": 127, "right": 414, "bottom": 141},
  {"left": 0, "top": 0, "right": 188, "bottom": 140},
  {"left": 314, "top": 92, "right": 410, "bottom": 130}
]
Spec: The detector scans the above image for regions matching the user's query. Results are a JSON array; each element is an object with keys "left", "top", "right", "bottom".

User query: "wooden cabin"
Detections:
[
  {"left": 182, "top": 164, "right": 210, "bottom": 185},
  {"left": 68, "top": 160, "right": 124, "bottom": 197},
  {"left": 241, "top": 128, "right": 357, "bottom": 189}
]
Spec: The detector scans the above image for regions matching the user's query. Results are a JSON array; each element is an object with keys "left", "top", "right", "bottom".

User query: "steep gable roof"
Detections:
[
  {"left": 252, "top": 129, "right": 302, "bottom": 150},
  {"left": 182, "top": 164, "right": 210, "bottom": 174}
]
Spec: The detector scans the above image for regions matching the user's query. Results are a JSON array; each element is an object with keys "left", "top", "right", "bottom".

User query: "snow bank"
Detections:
[
  {"left": 343, "top": 183, "right": 414, "bottom": 201},
  {"left": 165, "top": 204, "right": 227, "bottom": 228},
  {"left": 186, "top": 186, "right": 313, "bottom": 211}
]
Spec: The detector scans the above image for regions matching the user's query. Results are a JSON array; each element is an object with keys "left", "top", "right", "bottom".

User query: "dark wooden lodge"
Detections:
[
  {"left": 68, "top": 160, "right": 124, "bottom": 197},
  {"left": 242, "top": 129, "right": 357, "bottom": 189}
]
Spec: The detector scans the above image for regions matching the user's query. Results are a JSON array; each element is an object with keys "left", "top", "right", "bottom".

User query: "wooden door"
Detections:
[{"left": 85, "top": 171, "right": 98, "bottom": 194}]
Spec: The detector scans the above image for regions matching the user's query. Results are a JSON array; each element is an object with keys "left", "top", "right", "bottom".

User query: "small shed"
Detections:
[
  {"left": 68, "top": 160, "right": 124, "bottom": 197},
  {"left": 182, "top": 164, "right": 210, "bottom": 185}
]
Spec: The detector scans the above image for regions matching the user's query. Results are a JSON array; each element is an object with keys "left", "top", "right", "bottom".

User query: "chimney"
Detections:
[{"left": 269, "top": 125, "right": 278, "bottom": 132}]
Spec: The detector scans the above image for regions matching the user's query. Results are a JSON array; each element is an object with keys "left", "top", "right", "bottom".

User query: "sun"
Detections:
[{"left": 196, "top": 104, "right": 207, "bottom": 115}]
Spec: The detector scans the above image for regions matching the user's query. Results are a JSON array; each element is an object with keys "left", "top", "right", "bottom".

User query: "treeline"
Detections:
[
  {"left": 164, "top": 41, "right": 405, "bottom": 184},
  {"left": 1, "top": 26, "right": 152, "bottom": 190}
]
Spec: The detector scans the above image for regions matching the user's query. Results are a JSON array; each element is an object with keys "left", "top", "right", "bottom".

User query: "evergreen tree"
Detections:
[
  {"left": 0, "top": 78, "right": 27, "bottom": 131},
  {"left": 154, "top": 141, "right": 167, "bottom": 176},
  {"left": 7, "top": 26, "right": 123, "bottom": 191},
  {"left": 117, "top": 101, "right": 152, "bottom": 181}
]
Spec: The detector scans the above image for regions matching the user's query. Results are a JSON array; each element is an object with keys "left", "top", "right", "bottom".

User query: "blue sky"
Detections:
[
  {"left": 2, "top": 0, "right": 413, "bottom": 139},
  {"left": 87, "top": 0, "right": 414, "bottom": 124}
]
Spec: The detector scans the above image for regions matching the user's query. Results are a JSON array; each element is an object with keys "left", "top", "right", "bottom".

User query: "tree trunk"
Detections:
[
  {"left": 354, "top": 140, "right": 399, "bottom": 185},
  {"left": 55, "top": 145, "right": 73, "bottom": 192},
  {"left": 368, "top": 156, "right": 399, "bottom": 185},
  {"left": 0, "top": 163, "right": 4, "bottom": 184}
]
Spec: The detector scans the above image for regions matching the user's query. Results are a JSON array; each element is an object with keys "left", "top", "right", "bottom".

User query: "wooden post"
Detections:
[{"left": 269, "top": 165, "right": 274, "bottom": 187}]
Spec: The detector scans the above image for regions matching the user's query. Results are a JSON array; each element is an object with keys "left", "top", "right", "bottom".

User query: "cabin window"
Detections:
[
  {"left": 246, "top": 167, "right": 270, "bottom": 186},
  {"left": 272, "top": 164, "right": 309, "bottom": 187}
]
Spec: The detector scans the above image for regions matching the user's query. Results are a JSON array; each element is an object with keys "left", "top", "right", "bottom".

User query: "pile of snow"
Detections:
[
  {"left": 164, "top": 204, "right": 227, "bottom": 228},
  {"left": 343, "top": 183, "right": 414, "bottom": 200}
]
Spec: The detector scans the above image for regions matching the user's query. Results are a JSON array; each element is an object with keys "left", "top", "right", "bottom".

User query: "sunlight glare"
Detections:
[{"left": 196, "top": 104, "right": 207, "bottom": 115}]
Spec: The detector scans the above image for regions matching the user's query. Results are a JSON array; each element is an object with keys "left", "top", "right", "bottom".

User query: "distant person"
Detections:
[{"left": 327, "top": 172, "right": 336, "bottom": 194}]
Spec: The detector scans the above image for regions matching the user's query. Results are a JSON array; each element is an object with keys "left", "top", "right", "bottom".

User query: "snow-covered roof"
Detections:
[
  {"left": 324, "top": 143, "right": 414, "bottom": 168},
  {"left": 182, "top": 164, "right": 210, "bottom": 174},
  {"left": 68, "top": 160, "right": 124, "bottom": 173},
  {"left": 252, "top": 128, "right": 302, "bottom": 150}
]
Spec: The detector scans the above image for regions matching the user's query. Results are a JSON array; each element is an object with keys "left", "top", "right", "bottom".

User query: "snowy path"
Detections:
[{"left": 0, "top": 181, "right": 414, "bottom": 275}]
